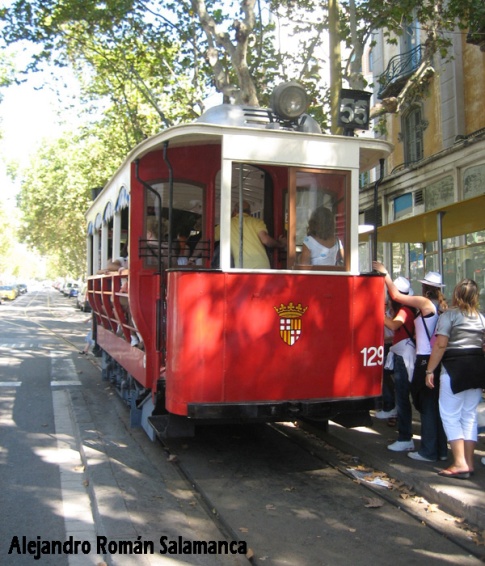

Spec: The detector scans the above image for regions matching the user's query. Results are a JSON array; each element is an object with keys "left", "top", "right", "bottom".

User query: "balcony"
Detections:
[
  {"left": 467, "top": 27, "right": 485, "bottom": 52},
  {"left": 377, "top": 45, "right": 424, "bottom": 100}
]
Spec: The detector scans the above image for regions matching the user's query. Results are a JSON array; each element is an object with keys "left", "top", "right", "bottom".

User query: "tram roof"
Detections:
[
  {"left": 132, "top": 122, "right": 392, "bottom": 171},
  {"left": 376, "top": 193, "right": 485, "bottom": 243},
  {"left": 86, "top": 121, "right": 393, "bottom": 220}
]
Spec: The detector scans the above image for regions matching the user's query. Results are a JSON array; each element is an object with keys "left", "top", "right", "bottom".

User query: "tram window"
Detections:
[
  {"left": 226, "top": 163, "right": 282, "bottom": 269},
  {"left": 106, "top": 216, "right": 114, "bottom": 262},
  {"left": 291, "top": 169, "right": 349, "bottom": 270},
  {"left": 142, "top": 181, "right": 206, "bottom": 268},
  {"left": 216, "top": 162, "right": 287, "bottom": 270}
]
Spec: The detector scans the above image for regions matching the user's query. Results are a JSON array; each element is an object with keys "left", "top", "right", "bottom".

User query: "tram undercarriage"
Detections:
[{"left": 100, "top": 349, "right": 375, "bottom": 440}]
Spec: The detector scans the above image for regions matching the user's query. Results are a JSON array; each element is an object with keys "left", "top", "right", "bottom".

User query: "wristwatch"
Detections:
[{"left": 425, "top": 370, "right": 434, "bottom": 375}]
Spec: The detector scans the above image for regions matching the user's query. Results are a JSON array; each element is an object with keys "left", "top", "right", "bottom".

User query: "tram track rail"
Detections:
[
  {"left": 5, "top": 289, "right": 483, "bottom": 563},
  {"left": 278, "top": 421, "right": 485, "bottom": 560},
  {"left": 157, "top": 421, "right": 485, "bottom": 564},
  {"left": 157, "top": 440, "right": 255, "bottom": 563}
]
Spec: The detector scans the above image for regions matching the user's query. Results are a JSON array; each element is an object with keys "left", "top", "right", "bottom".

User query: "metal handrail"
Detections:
[{"left": 377, "top": 44, "right": 424, "bottom": 98}]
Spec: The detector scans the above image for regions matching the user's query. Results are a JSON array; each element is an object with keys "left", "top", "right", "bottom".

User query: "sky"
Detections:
[
  {"left": 0, "top": 37, "right": 81, "bottom": 212},
  {"left": 0, "top": 77, "right": 65, "bottom": 209},
  {"left": 0, "top": 77, "right": 65, "bottom": 281}
]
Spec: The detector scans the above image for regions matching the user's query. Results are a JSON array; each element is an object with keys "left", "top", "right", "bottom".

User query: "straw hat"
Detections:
[
  {"left": 418, "top": 271, "right": 445, "bottom": 288},
  {"left": 394, "top": 276, "right": 414, "bottom": 295}
]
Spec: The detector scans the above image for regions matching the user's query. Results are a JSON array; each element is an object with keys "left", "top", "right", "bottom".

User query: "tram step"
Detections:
[{"left": 148, "top": 414, "right": 195, "bottom": 438}]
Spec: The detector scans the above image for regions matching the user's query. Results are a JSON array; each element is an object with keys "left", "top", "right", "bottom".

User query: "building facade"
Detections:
[{"left": 359, "top": 20, "right": 485, "bottom": 298}]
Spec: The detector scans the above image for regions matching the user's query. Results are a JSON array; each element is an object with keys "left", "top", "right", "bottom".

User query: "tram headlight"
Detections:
[{"left": 270, "top": 81, "right": 309, "bottom": 121}]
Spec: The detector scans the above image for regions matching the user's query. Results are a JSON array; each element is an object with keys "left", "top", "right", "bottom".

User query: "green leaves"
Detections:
[{"left": 0, "top": 0, "right": 481, "bottom": 276}]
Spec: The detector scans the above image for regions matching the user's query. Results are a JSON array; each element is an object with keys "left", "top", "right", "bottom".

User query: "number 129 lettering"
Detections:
[{"left": 360, "top": 346, "right": 384, "bottom": 366}]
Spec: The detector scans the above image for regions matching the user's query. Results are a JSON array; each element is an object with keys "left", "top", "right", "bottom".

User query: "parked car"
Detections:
[
  {"left": 61, "top": 282, "right": 73, "bottom": 296},
  {"left": 18, "top": 283, "right": 28, "bottom": 294},
  {"left": 76, "top": 283, "right": 91, "bottom": 312},
  {"left": 69, "top": 283, "right": 80, "bottom": 298},
  {"left": 0, "top": 285, "right": 18, "bottom": 300}
]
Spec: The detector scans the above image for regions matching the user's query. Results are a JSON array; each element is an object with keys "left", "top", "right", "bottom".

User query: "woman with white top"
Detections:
[{"left": 299, "top": 206, "right": 343, "bottom": 266}]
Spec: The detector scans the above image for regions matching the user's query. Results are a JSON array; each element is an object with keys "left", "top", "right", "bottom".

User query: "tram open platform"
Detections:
[{"left": 316, "top": 407, "right": 485, "bottom": 534}]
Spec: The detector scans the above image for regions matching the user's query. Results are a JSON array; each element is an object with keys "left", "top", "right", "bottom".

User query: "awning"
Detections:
[
  {"left": 94, "top": 213, "right": 103, "bottom": 230},
  {"left": 115, "top": 185, "right": 130, "bottom": 212},
  {"left": 103, "top": 201, "right": 114, "bottom": 222},
  {"left": 377, "top": 194, "right": 485, "bottom": 243}
]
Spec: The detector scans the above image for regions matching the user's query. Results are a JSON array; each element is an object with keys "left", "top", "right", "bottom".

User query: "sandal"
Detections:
[{"left": 438, "top": 468, "right": 470, "bottom": 479}]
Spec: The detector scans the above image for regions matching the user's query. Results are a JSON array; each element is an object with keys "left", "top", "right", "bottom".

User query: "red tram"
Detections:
[{"left": 85, "top": 84, "right": 393, "bottom": 438}]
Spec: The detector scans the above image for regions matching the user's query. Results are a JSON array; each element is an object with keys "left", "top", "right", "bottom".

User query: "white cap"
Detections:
[
  {"left": 394, "top": 276, "right": 414, "bottom": 295},
  {"left": 418, "top": 271, "right": 445, "bottom": 288}
]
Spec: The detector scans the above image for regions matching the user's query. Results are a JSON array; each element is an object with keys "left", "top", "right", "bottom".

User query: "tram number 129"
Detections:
[{"left": 360, "top": 346, "right": 384, "bottom": 367}]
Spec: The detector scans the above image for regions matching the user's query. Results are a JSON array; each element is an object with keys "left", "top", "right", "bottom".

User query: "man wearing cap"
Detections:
[
  {"left": 377, "top": 276, "right": 417, "bottom": 451},
  {"left": 374, "top": 263, "right": 449, "bottom": 462}
]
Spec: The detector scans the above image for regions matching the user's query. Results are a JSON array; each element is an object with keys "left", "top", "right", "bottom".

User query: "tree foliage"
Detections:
[
  {"left": 0, "top": 202, "right": 14, "bottom": 276},
  {"left": 16, "top": 128, "right": 122, "bottom": 278},
  {"left": 2, "top": 0, "right": 482, "bottom": 123},
  {"left": 1, "top": 0, "right": 483, "bottom": 276}
]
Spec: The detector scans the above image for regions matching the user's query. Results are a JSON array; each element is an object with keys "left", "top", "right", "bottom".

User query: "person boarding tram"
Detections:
[
  {"left": 376, "top": 275, "right": 417, "bottom": 452},
  {"left": 373, "top": 264, "right": 449, "bottom": 463}
]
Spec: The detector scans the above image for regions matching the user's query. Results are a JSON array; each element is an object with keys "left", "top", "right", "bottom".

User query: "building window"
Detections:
[
  {"left": 402, "top": 106, "right": 424, "bottom": 165},
  {"left": 359, "top": 171, "right": 370, "bottom": 188},
  {"left": 394, "top": 192, "right": 413, "bottom": 220}
]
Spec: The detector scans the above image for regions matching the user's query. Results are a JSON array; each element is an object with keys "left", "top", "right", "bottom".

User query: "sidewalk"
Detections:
[
  {"left": 87, "top": 350, "right": 485, "bottom": 535},
  {"left": 319, "top": 410, "right": 485, "bottom": 532}
]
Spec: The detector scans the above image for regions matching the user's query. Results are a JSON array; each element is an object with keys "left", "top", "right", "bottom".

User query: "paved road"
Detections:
[
  {"left": 0, "top": 288, "right": 483, "bottom": 565},
  {"left": 1, "top": 289, "right": 245, "bottom": 566}
]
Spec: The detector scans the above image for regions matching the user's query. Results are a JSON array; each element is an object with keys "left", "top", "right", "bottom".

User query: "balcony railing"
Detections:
[
  {"left": 377, "top": 44, "right": 424, "bottom": 100},
  {"left": 467, "top": 27, "right": 485, "bottom": 51}
]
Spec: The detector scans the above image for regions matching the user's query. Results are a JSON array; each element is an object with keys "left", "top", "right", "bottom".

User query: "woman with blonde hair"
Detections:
[{"left": 425, "top": 279, "right": 485, "bottom": 479}]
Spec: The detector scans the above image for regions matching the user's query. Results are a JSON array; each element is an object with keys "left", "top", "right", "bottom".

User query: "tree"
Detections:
[
  {"left": 2, "top": 0, "right": 482, "bottom": 273},
  {"left": 2, "top": 0, "right": 483, "bottom": 121},
  {"left": 16, "top": 129, "right": 118, "bottom": 279},
  {"left": 0, "top": 202, "right": 14, "bottom": 277},
  {"left": 274, "top": 0, "right": 483, "bottom": 120}
]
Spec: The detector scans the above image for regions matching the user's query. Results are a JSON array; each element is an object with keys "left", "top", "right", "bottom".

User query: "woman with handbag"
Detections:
[
  {"left": 425, "top": 278, "right": 485, "bottom": 479},
  {"left": 373, "top": 264, "right": 448, "bottom": 462}
]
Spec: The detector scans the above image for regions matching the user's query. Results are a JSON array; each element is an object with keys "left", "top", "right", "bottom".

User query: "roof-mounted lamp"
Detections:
[
  {"left": 271, "top": 81, "right": 309, "bottom": 122},
  {"left": 270, "top": 81, "right": 321, "bottom": 133}
]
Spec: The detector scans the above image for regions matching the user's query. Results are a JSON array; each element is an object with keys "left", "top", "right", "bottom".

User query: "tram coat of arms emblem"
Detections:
[{"left": 274, "top": 302, "right": 308, "bottom": 346}]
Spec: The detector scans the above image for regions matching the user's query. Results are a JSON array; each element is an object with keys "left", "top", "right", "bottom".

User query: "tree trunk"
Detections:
[{"left": 193, "top": 0, "right": 259, "bottom": 107}]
